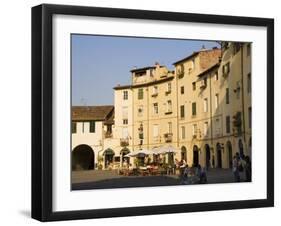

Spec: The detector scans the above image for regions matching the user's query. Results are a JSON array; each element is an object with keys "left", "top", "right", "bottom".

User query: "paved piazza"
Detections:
[{"left": 72, "top": 169, "right": 248, "bottom": 190}]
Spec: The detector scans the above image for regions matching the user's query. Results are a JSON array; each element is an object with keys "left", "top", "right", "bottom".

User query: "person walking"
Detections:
[
  {"left": 244, "top": 156, "right": 252, "bottom": 182},
  {"left": 232, "top": 153, "right": 240, "bottom": 182}
]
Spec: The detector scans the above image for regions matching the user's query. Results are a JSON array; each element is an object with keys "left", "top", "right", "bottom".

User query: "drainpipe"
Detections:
[
  {"left": 176, "top": 72, "right": 179, "bottom": 149},
  {"left": 240, "top": 44, "right": 246, "bottom": 147},
  {"left": 209, "top": 70, "right": 214, "bottom": 167}
]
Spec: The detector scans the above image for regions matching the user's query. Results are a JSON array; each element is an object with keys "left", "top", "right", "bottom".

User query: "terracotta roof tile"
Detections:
[{"left": 72, "top": 105, "right": 114, "bottom": 121}]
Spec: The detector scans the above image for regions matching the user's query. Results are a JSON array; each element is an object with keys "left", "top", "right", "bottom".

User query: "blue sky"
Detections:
[{"left": 71, "top": 34, "right": 219, "bottom": 106}]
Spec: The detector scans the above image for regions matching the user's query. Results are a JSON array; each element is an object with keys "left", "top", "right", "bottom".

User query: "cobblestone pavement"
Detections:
[{"left": 72, "top": 168, "right": 248, "bottom": 190}]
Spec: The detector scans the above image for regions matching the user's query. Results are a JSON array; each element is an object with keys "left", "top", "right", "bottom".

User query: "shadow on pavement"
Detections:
[{"left": 72, "top": 175, "right": 181, "bottom": 190}]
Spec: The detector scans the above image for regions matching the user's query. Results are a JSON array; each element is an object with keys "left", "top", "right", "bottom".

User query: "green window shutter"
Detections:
[
  {"left": 71, "top": 122, "right": 77, "bottom": 133},
  {"left": 192, "top": 102, "right": 196, "bottom": 116},
  {"left": 138, "top": 88, "right": 143, "bottom": 100},
  {"left": 180, "top": 105, "right": 185, "bottom": 118},
  {"left": 90, "top": 121, "right": 95, "bottom": 133},
  {"left": 226, "top": 88, "right": 230, "bottom": 104},
  {"left": 226, "top": 116, "right": 230, "bottom": 133}
]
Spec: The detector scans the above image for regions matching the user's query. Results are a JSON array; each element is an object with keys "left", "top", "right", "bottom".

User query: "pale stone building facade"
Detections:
[{"left": 72, "top": 43, "right": 251, "bottom": 170}]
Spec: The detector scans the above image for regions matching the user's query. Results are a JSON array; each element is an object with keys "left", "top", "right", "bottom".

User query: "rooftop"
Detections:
[
  {"left": 197, "top": 62, "right": 220, "bottom": 78},
  {"left": 173, "top": 47, "right": 220, "bottom": 65},
  {"left": 72, "top": 105, "right": 114, "bottom": 121}
]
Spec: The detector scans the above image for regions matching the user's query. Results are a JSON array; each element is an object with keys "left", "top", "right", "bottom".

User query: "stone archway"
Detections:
[
  {"left": 72, "top": 144, "right": 95, "bottom": 171},
  {"left": 226, "top": 141, "right": 233, "bottom": 168},
  {"left": 193, "top": 145, "right": 199, "bottom": 167},
  {"left": 181, "top": 146, "right": 187, "bottom": 162},
  {"left": 120, "top": 148, "right": 130, "bottom": 166},
  {"left": 103, "top": 148, "right": 115, "bottom": 168},
  {"left": 216, "top": 143, "right": 222, "bottom": 168}
]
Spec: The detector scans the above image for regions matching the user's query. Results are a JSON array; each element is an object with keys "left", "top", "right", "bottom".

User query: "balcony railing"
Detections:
[
  {"left": 200, "top": 81, "right": 207, "bottom": 89},
  {"left": 164, "top": 133, "right": 173, "bottom": 143},
  {"left": 165, "top": 90, "right": 171, "bottom": 95},
  {"left": 177, "top": 72, "right": 184, "bottom": 79},
  {"left": 104, "top": 131, "right": 113, "bottom": 138},
  {"left": 120, "top": 138, "right": 129, "bottom": 147}
]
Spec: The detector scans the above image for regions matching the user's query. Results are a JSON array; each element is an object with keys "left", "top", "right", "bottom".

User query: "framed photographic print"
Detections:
[{"left": 32, "top": 4, "right": 274, "bottom": 221}]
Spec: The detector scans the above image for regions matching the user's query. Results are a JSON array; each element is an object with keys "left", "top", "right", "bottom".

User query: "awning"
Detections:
[
  {"left": 103, "top": 148, "right": 115, "bottom": 155},
  {"left": 124, "top": 149, "right": 152, "bottom": 157},
  {"left": 152, "top": 145, "right": 179, "bottom": 154},
  {"left": 120, "top": 148, "right": 130, "bottom": 155}
]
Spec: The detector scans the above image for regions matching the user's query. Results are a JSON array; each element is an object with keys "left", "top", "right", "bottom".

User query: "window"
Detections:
[
  {"left": 247, "top": 73, "right": 251, "bottom": 93},
  {"left": 177, "top": 64, "right": 184, "bottom": 78},
  {"left": 107, "top": 124, "right": 112, "bottom": 134},
  {"left": 215, "top": 118, "right": 221, "bottom": 136},
  {"left": 215, "top": 71, "right": 219, "bottom": 80},
  {"left": 180, "top": 86, "right": 184, "bottom": 94},
  {"left": 223, "top": 42, "right": 229, "bottom": 49},
  {"left": 191, "top": 58, "right": 195, "bottom": 70},
  {"left": 248, "top": 107, "right": 252, "bottom": 128},
  {"left": 233, "top": 42, "right": 241, "bottom": 55},
  {"left": 180, "top": 105, "right": 185, "bottom": 118},
  {"left": 153, "top": 125, "right": 159, "bottom": 138},
  {"left": 204, "top": 122, "right": 208, "bottom": 136},
  {"left": 215, "top": 94, "right": 219, "bottom": 109},
  {"left": 168, "top": 122, "right": 172, "bottom": 133},
  {"left": 192, "top": 124, "right": 197, "bottom": 136},
  {"left": 123, "top": 90, "right": 128, "bottom": 100},
  {"left": 123, "top": 119, "right": 128, "bottom": 125},
  {"left": 192, "top": 102, "right": 196, "bottom": 116},
  {"left": 236, "top": 81, "right": 241, "bottom": 99},
  {"left": 153, "top": 103, "right": 158, "bottom": 114},
  {"left": 138, "top": 88, "right": 144, "bottom": 99},
  {"left": 247, "top": 43, "right": 251, "bottom": 56},
  {"left": 181, "top": 126, "right": 186, "bottom": 139},
  {"left": 223, "top": 62, "right": 230, "bottom": 76},
  {"left": 138, "top": 105, "right": 143, "bottom": 116},
  {"left": 152, "top": 86, "right": 158, "bottom": 95},
  {"left": 71, "top": 122, "right": 77, "bottom": 133},
  {"left": 203, "top": 98, "right": 208, "bottom": 113},
  {"left": 192, "top": 82, "right": 196, "bottom": 91},
  {"left": 149, "top": 69, "right": 154, "bottom": 77},
  {"left": 166, "top": 82, "right": 172, "bottom": 94},
  {"left": 89, "top": 121, "right": 95, "bottom": 133},
  {"left": 200, "top": 78, "right": 207, "bottom": 89},
  {"left": 167, "top": 100, "right": 172, "bottom": 113},
  {"left": 226, "top": 88, "right": 230, "bottom": 104},
  {"left": 226, "top": 116, "right": 231, "bottom": 133}
]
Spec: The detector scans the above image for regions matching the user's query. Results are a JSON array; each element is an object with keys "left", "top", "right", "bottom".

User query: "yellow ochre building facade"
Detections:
[{"left": 72, "top": 42, "right": 251, "bottom": 170}]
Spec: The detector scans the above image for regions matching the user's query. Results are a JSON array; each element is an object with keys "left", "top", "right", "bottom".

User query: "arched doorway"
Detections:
[
  {"left": 205, "top": 144, "right": 211, "bottom": 169},
  {"left": 226, "top": 141, "right": 233, "bottom": 168},
  {"left": 181, "top": 146, "right": 187, "bottom": 162},
  {"left": 238, "top": 139, "right": 244, "bottom": 157},
  {"left": 103, "top": 148, "right": 115, "bottom": 168},
  {"left": 72, "top": 144, "right": 94, "bottom": 171},
  {"left": 216, "top": 143, "right": 222, "bottom": 168},
  {"left": 120, "top": 148, "right": 130, "bottom": 166},
  {"left": 193, "top": 145, "right": 199, "bottom": 167}
]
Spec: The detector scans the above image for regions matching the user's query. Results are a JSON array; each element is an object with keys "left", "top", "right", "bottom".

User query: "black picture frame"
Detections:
[{"left": 32, "top": 4, "right": 274, "bottom": 222}]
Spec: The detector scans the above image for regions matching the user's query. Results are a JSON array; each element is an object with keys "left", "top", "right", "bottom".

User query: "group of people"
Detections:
[
  {"left": 175, "top": 159, "right": 208, "bottom": 185},
  {"left": 232, "top": 152, "right": 252, "bottom": 182}
]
